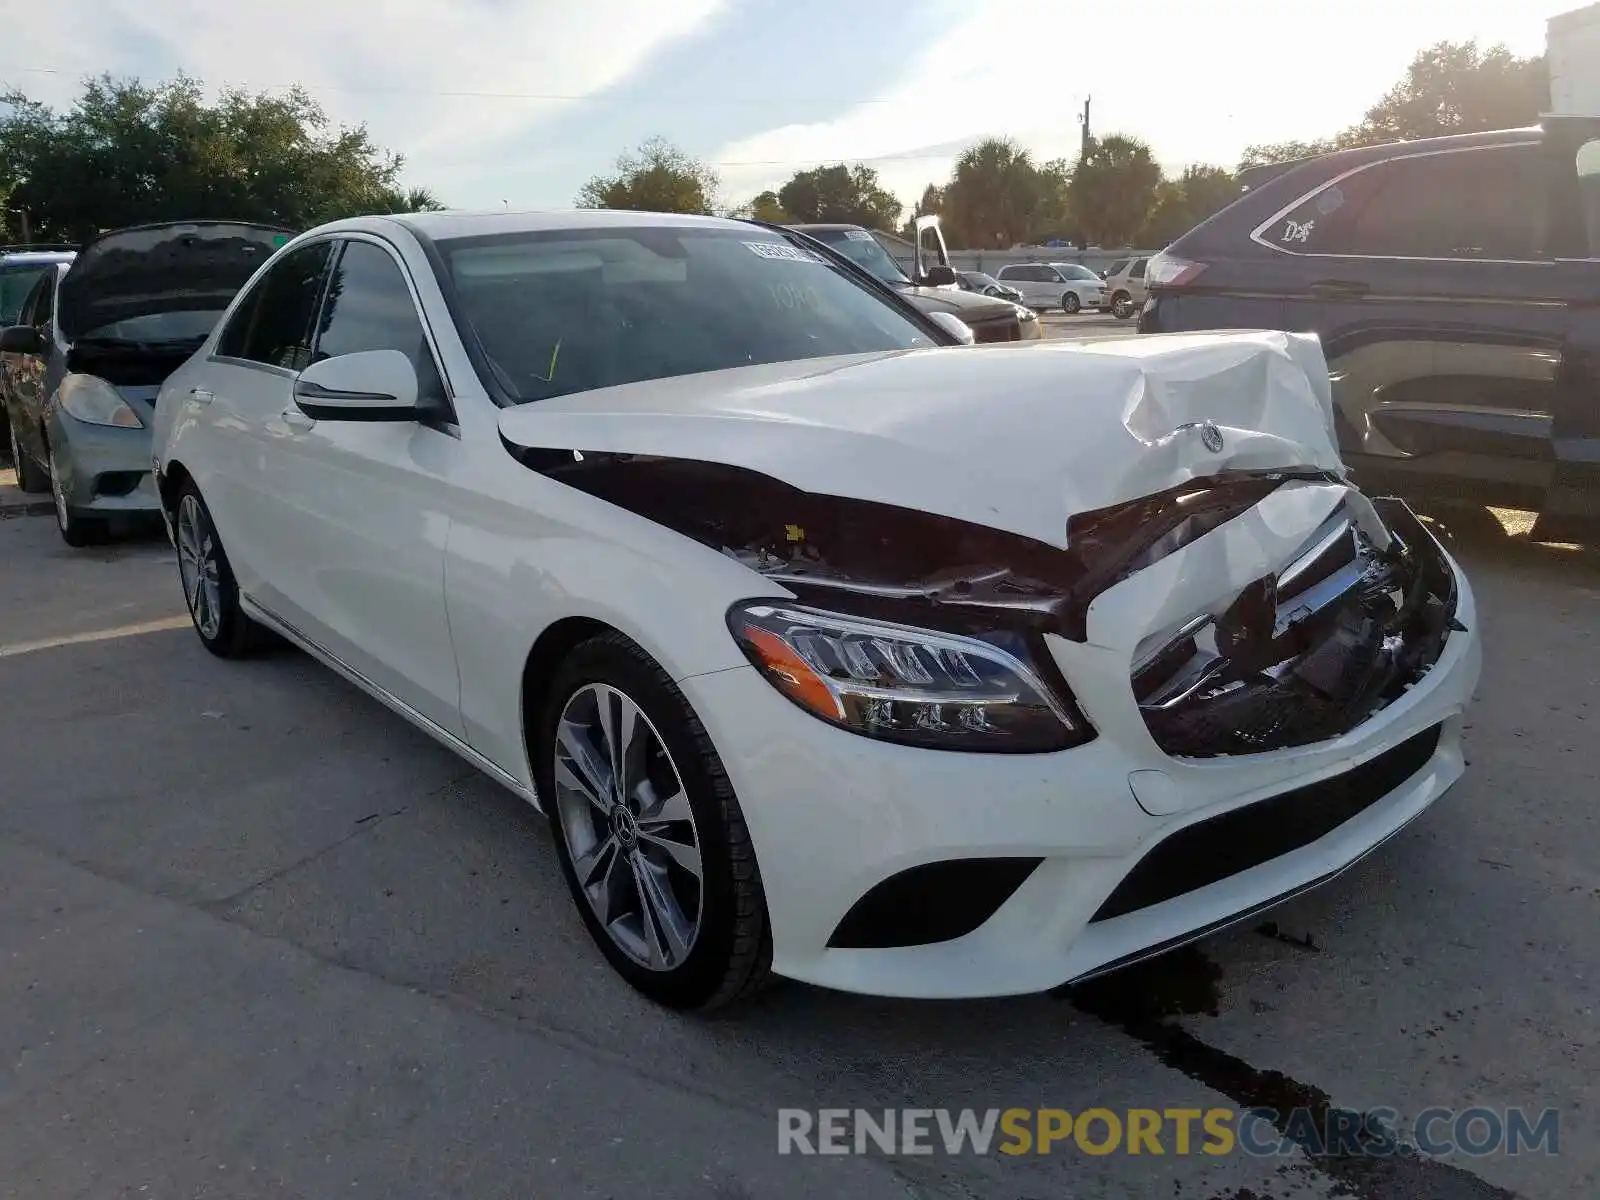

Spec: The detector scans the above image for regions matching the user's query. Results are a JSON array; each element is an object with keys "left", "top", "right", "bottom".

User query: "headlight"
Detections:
[
  {"left": 727, "top": 602, "right": 1090, "bottom": 752},
  {"left": 58, "top": 375, "right": 143, "bottom": 428}
]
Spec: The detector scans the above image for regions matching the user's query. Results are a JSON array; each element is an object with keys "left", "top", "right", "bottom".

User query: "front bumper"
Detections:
[
  {"left": 680, "top": 510, "right": 1481, "bottom": 1000},
  {"left": 46, "top": 407, "right": 160, "bottom": 517}
]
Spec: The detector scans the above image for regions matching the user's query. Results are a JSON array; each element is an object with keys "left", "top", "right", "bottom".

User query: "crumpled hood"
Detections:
[{"left": 498, "top": 329, "right": 1344, "bottom": 549}]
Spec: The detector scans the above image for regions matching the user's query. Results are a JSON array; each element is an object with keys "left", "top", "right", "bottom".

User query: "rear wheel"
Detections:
[
  {"left": 175, "top": 481, "right": 265, "bottom": 657},
  {"left": 537, "top": 632, "right": 772, "bottom": 1011},
  {"left": 1062, "top": 292, "right": 1082, "bottom": 314},
  {"left": 10, "top": 421, "right": 49, "bottom": 493}
]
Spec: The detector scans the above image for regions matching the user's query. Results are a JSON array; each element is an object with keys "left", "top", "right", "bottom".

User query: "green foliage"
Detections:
[
  {"left": 0, "top": 74, "right": 439, "bottom": 242},
  {"left": 744, "top": 190, "right": 793, "bottom": 223},
  {"left": 941, "top": 138, "right": 1052, "bottom": 248},
  {"left": 1137, "top": 165, "right": 1238, "bottom": 248},
  {"left": 577, "top": 136, "right": 719, "bottom": 215},
  {"left": 776, "top": 163, "right": 901, "bottom": 229},
  {"left": 1070, "top": 134, "right": 1162, "bottom": 248}
]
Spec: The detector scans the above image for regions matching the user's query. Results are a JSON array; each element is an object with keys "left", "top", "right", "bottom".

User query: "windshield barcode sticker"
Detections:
[{"left": 744, "top": 241, "right": 820, "bottom": 263}]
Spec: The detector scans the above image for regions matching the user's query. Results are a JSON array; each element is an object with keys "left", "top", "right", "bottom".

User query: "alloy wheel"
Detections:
[
  {"left": 552, "top": 683, "right": 703, "bottom": 971},
  {"left": 176, "top": 493, "right": 223, "bottom": 641}
]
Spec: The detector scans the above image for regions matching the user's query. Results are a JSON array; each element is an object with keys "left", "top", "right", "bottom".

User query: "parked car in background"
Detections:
[
  {"left": 0, "top": 245, "right": 76, "bottom": 466},
  {"left": 1101, "top": 256, "right": 1149, "bottom": 319},
  {"left": 994, "top": 261, "right": 1107, "bottom": 312},
  {"left": 1139, "top": 118, "right": 1600, "bottom": 525},
  {"left": 955, "top": 270, "right": 1024, "bottom": 303},
  {"left": 0, "top": 220, "right": 290, "bottom": 544},
  {"left": 153, "top": 209, "right": 1478, "bottom": 1012},
  {"left": 787, "top": 220, "right": 1041, "bottom": 343}
]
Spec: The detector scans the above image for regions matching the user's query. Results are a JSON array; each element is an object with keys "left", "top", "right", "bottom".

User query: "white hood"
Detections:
[{"left": 497, "top": 330, "right": 1344, "bottom": 549}]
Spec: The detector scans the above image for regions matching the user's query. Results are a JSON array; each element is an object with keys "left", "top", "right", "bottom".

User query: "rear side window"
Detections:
[
  {"left": 312, "top": 240, "right": 445, "bottom": 402},
  {"left": 218, "top": 242, "right": 333, "bottom": 369},
  {"left": 996, "top": 265, "right": 1021, "bottom": 279},
  {"left": 1262, "top": 144, "right": 1547, "bottom": 261},
  {"left": 18, "top": 270, "right": 55, "bottom": 327}
]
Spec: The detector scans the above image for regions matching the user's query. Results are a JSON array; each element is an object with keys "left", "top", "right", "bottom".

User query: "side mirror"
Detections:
[
  {"left": 922, "top": 264, "right": 958, "bottom": 287},
  {"left": 293, "top": 349, "right": 421, "bottom": 421},
  {"left": 0, "top": 325, "right": 45, "bottom": 356},
  {"left": 927, "top": 311, "right": 976, "bottom": 345}
]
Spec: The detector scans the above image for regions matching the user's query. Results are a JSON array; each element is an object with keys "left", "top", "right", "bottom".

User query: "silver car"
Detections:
[{"left": 0, "top": 221, "right": 290, "bottom": 545}]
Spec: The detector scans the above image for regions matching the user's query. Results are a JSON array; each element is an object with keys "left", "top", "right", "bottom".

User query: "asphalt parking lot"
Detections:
[{"left": 0, "top": 460, "right": 1595, "bottom": 1199}]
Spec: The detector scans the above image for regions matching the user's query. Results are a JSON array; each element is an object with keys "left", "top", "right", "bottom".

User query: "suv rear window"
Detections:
[{"left": 1260, "top": 144, "right": 1547, "bottom": 261}]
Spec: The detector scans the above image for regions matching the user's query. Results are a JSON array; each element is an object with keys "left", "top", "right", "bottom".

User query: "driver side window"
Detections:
[{"left": 20, "top": 272, "right": 54, "bottom": 330}]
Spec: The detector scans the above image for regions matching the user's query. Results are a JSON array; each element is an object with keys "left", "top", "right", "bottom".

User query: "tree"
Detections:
[
  {"left": 1239, "top": 40, "right": 1546, "bottom": 170},
  {"left": 740, "top": 190, "right": 792, "bottom": 223},
  {"left": 577, "top": 136, "right": 718, "bottom": 215},
  {"left": 941, "top": 138, "right": 1049, "bottom": 248},
  {"left": 1070, "top": 134, "right": 1162, "bottom": 248},
  {"left": 0, "top": 75, "right": 439, "bottom": 243},
  {"left": 379, "top": 186, "right": 447, "bottom": 214},
  {"left": 1137, "top": 164, "right": 1238, "bottom": 246},
  {"left": 776, "top": 164, "right": 901, "bottom": 230},
  {"left": 901, "top": 182, "right": 944, "bottom": 239}
]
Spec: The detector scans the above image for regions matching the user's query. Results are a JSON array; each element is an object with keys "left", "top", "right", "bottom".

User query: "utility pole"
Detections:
[{"left": 1079, "top": 97, "right": 1092, "bottom": 161}]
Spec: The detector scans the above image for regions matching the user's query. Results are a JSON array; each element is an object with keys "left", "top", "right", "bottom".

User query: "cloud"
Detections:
[
  {"left": 711, "top": 0, "right": 1544, "bottom": 207},
  {"left": 4, "top": 0, "right": 728, "bottom": 196}
]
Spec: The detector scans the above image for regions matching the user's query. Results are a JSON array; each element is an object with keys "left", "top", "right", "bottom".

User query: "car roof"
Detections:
[
  {"left": 784, "top": 223, "right": 867, "bottom": 232},
  {"left": 382, "top": 209, "right": 760, "bottom": 243}
]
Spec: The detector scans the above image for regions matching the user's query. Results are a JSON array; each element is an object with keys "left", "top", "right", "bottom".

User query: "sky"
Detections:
[{"left": 0, "top": 0, "right": 1554, "bottom": 214}]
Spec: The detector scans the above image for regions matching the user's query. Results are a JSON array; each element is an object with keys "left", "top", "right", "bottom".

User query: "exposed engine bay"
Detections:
[
  {"left": 513, "top": 447, "right": 1461, "bottom": 758},
  {"left": 1131, "top": 497, "right": 1459, "bottom": 757}
]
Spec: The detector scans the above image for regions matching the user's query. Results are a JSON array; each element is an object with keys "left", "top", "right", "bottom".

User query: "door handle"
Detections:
[
  {"left": 190, "top": 387, "right": 214, "bottom": 405},
  {"left": 281, "top": 407, "right": 316, "bottom": 432}
]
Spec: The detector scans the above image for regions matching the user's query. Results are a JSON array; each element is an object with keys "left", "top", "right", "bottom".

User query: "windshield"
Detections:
[
  {"left": 78, "top": 310, "right": 223, "bottom": 344},
  {"left": 798, "top": 228, "right": 911, "bottom": 285},
  {"left": 0, "top": 265, "right": 49, "bottom": 326},
  {"left": 1058, "top": 263, "right": 1100, "bottom": 281},
  {"left": 437, "top": 227, "right": 935, "bottom": 404}
]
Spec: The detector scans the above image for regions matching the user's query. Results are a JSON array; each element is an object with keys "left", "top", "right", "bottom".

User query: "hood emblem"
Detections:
[{"left": 1200, "top": 422, "right": 1225, "bottom": 453}]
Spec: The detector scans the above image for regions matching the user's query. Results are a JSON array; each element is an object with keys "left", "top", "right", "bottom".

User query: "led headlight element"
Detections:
[{"left": 728, "top": 603, "right": 1089, "bottom": 752}]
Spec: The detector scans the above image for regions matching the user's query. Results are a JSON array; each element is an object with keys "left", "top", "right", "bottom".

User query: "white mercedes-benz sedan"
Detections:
[{"left": 150, "top": 210, "right": 1481, "bottom": 1011}]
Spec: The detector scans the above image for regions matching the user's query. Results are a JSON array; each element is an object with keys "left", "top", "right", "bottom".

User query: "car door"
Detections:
[
  {"left": 193, "top": 239, "right": 337, "bottom": 604},
  {"left": 2, "top": 269, "right": 59, "bottom": 468},
  {"left": 1267, "top": 141, "right": 1561, "bottom": 501},
  {"left": 1542, "top": 122, "right": 1600, "bottom": 524},
  {"left": 251, "top": 235, "right": 464, "bottom": 737},
  {"left": 1013, "top": 266, "right": 1049, "bottom": 307}
]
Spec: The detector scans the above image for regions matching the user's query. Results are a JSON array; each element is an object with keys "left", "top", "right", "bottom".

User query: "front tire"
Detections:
[
  {"left": 1112, "top": 291, "right": 1135, "bottom": 319},
  {"left": 1062, "top": 292, "right": 1082, "bottom": 314},
  {"left": 174, "top": 481, "right": 265, "bottom": 657},
  {"left": 536, "top": 632, "right": 772, "bottom": 1011}
]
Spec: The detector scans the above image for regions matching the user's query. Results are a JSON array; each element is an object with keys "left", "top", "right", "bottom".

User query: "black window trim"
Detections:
[
  {"left": 311, "top": 233, "right": 458, "bottom": 426},
  {"left": 1248, "top": 142, "right": 1556, "bottom": 266},
  {"left": 208, "top": 234, "right": 339, "bottom": 377},
  {"left": 208, "top": 230, "right": 458, "bottom": 426}
]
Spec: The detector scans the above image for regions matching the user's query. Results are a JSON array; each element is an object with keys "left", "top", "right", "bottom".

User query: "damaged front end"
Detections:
[
  {"left": 1130, "top": 497, "right": 1460, "bottom": 758},
  {"left": 513, "top": 444, "right": 1462, "bottom": 759}
]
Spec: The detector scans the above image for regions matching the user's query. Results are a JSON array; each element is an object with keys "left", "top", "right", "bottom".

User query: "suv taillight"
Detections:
[{"left": 1145, "top": 252, "right": 1206, "bottom": 288}]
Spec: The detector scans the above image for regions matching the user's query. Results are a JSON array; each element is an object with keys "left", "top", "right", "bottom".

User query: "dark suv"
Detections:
[{"left": 1140, "top": 118, "right": 1600, "bottom": 523}]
